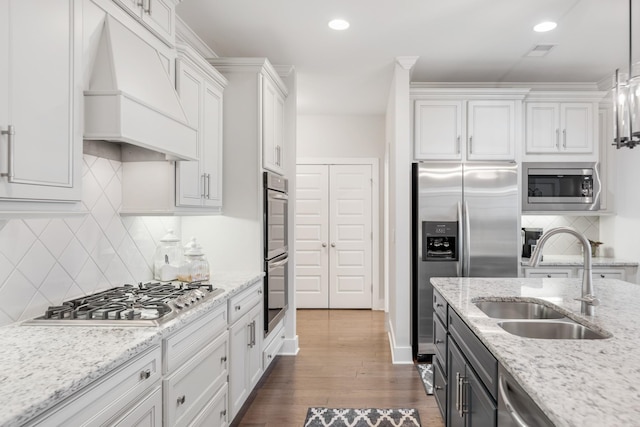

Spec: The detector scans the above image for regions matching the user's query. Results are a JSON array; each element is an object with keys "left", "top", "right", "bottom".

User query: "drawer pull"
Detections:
[
  {"left": 220, "top": 409, "right": 227, "bottom": 417},
  {"left": 435, "top": 339, "right": 443, "bottom": 344},
  {"left": 177, "top": 395, "right": 186, "bottom": 406},
  {"left": 435, "top": 385, "right": 443, "bottom": 390},
  {"left": 600, "top": 274, "right": 605, "bottom": 278},
  {"left": 436, "top": 303, "right": 443, "bottom": 307},
  {"left": 221, "top": 356, "right": 227, "bottom": 363},
  {"left": 235, "top": 305, "right": 241, "bottom": 311},
  {"left": 547, "top": 274, "right": 552, "bottom": 278},
  {"left": 139, "top": 369, "right": 151, "bottom": 380},
  {"left": 268, "top": 354, "right": 272, "bottom": 359}
]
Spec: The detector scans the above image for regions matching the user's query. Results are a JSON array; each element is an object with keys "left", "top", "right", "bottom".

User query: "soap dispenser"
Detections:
[{"left": 153, "top": 229, "right": 184, "bottom": 281}]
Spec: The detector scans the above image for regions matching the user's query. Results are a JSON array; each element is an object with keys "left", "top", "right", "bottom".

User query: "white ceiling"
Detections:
[{"left": 176, "top": 0, "right": 631, "bottom": 115}]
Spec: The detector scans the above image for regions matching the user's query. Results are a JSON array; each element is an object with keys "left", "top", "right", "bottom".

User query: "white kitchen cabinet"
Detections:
[
  {"left": 413, "top": 100, "right": 463, "bottom": 160},
  {"left": 176, "top": 44, "right": 226, "bottom": 210},
  {"left": 411, "top": 88, "right": 527, "bottom": 161},
  {"left": 228, "top": 282, "right": 264, "bottom": 420},
  {"left": 262, "top": 323, "right": 285, "bottom": 372},
  {"left": 163, "top": 303, "right": 229, "bottom": 427},
  {"left": 523, "top": 268, "right": 573, "bottom": 278},
  {"left": 112, "top": 0, "right": 175, "bottom": 46},
  {"left": 112, "top": 386, "right": 162, "bottom": 427},
  {"left": 525, "top": 102, "right": 594, "bottom": 154},
  {"left": 26, "top": 346, "right": 162, "bottom": 426},
  {"left": 262, "top": 74, "right": 286, "bottom": 174},
  {"left": 0, "top": 0, "right": 82, "bottom": 205}
]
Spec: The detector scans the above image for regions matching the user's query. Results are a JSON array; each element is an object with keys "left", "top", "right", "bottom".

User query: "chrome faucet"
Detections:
[{"left": 529, "top": 226, "right": 600, "bottom": 316}]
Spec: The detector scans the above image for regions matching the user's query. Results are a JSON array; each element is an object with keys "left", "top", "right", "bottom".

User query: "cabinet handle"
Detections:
[
  {"left": 139, "top": 369, "right": 151, "bottom": 380},
  {"left": 235, "top": 305, "right": 241, "bottom": 311},
  {"left": 177, "top": 395, "right": 186, "bottom": 406},
  {"left": 1, "top": 125, "right": 15, "bottom": 182},
  {"left": 435, "top": 385, "right": 443, "bottom": 391},
  {"left": 468, "top": 136, "right": 473, "bottom": 154},
  {"left": 456, "top": 135, "right": 461, "bottom": 154},
  {"left": 322, "top": 243, "right": 327, "bottom": 248},
  {"left": 455, "top": 372, "right": 461, "bottom": 414},
  {"left": 248, "top": 322, "right": 253, "bottom": 347},
  {"left": 201, "top": 174, "right": 207, "bottom": 198},
  {"left": 547, "top": 274, "right": 552, "bottom": 278},
  {"left": 143, "top": 0, "right": 151, "bottom": 14},
  {"left": 435, "top": 303, "right": 443, "bottom": 308},
  {"left": 220, "top": 409, "right": 227, "bottom": 418},
  {"left": 206, "top": 173, "right": 211, "bottom": 199},
  {"left": 331, "top": 243, "right": 336, "bottom": 248},
  {"left": 220, "top": 356, "right": 227, "bottom": 363},
  {"left": 252, "top": 320, "right": 257, "bottom": 346},
  {"left": 563, "top": 129, "right": 567, "bottom": 149},
  {"left": 555, "top": 128, "right": 560, "bottom": 149},
  {"left": 435, "top": 339, "right": 443, "bottom": 344},
  {"left": 600, "top": 274, "right": 605, "bottom": 278},
  {"left": 136, "top": 0, "right": 143, "bottom": 6},
  {"left": 276, "top": 145, "right": 281, "bottom": 167},
  {"left": 268, "top": 354, "right": 273, "bottom": 359}
]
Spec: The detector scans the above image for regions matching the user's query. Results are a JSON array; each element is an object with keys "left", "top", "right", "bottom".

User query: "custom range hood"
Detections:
[{"left": 84, "top": 16, "right": 197, "bottom": 161}]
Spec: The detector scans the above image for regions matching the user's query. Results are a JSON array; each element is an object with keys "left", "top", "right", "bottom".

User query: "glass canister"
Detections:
[
  {"left": 178, "top": 238, "right": 210, "bottom": 282},
  {"left": 153, "top": 229, "right": 183, "bottom": 281}
]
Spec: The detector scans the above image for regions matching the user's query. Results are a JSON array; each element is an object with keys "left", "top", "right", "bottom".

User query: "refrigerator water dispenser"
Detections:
[{"left": 422, "top": 221, "right": 458, "bottom": 261}]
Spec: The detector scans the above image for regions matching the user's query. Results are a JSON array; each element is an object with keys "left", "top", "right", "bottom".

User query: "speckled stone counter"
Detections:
[
  {"left": 520, "top": 254, "right": 639, "bottom": 267},
  {"left": 431, "top": 276, "right": 640, "bottom": 427},
  {"left": 0, "top": 271, "right": 262, "bottom": 427}
]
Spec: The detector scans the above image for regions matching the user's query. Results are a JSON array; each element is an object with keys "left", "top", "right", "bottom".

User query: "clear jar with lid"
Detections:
[
  {"left": 153, "top": 229, "right": 183, "bottom": 281},
  {"left": 177, "top": 238, "right": 210, "bottom": 282}
]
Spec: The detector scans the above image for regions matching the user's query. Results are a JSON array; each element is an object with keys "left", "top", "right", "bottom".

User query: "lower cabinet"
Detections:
[
  {"left": 25, "top": 346, "right": 162, "bottom": 426},
  {"left": 447, "top": 339, "right": 496, "bottom": 427},
  {"left": 227, "top": 281, "right": 264, "bottom": 420}
]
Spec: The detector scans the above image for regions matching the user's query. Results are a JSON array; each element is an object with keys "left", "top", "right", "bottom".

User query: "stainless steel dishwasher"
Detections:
[{"left": 498, "top": 365, "right": 554, "bottom": 427}]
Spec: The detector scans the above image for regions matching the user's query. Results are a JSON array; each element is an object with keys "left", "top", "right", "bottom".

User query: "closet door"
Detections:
[
  {"left": 295, "top": 164, "right": 373, "bottom": 309},
  {"left": 295, "top": 165, "right": 330, "bottom": 308},
  {"left": 328, "top": 165, "right": 372, "bottom": 309}
]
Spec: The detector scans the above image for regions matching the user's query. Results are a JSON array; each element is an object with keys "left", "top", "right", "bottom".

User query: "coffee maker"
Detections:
[{"left": 522, "top": 228, "right": 543, "bottom": 258}]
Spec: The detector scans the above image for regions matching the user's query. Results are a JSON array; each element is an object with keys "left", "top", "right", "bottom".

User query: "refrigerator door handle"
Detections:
[
  {"left": 457, "top": 201, "right": 463, "bottom": 277},
  {"left": 463, "top": 201, "right": 471, "bottom": 276}
]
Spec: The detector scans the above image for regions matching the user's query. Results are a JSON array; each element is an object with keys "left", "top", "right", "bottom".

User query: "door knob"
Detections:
[
  {"left": 331, "top": 243, "right": 336, "bottom": 247},
  {"left": 322, "top": 243, "right": 327, "bottom": 247}
]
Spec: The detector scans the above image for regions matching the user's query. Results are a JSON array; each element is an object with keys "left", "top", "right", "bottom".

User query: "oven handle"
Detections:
[
  {"left": 268, "top": 254, "right": 289, "bottom": 269},
  {"left": 268, "top": 191, "right": 288, "bottom": 201}
]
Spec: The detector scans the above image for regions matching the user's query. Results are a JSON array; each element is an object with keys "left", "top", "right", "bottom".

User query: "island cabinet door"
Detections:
[
  {"left": 466, "top": 367, "right": 497, "bottom": 427},
  {"left": 447, "top": 339, "right": 466, "bottom": 427}
]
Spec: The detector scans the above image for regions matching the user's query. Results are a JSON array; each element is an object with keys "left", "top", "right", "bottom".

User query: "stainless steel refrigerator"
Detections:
[{"left": 411, "top": 162, "right": 519, "bottom": 360}]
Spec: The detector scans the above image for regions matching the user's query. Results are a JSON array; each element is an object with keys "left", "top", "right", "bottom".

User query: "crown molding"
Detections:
[
  {"left": 175, "top": 16, "right": 218, "bottom": 59},
  {"left": 208, "top": 57, "right": 289, "bottom": 97},
  {"left": 411, "top": 81, "right": 601, "bottom": 91}
]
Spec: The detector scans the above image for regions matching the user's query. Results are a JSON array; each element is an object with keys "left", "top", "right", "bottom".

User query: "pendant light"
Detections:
[{"left": 615, "top": 0, "right": 640, "bottom": 148}]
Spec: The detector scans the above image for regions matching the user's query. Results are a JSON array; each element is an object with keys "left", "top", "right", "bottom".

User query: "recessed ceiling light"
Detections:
[
  {"left": 328, "top": 19, "right": 350, "bottom": 31},
  {"left": 533, "top": 21, "right": 557, "bottom": 32}
]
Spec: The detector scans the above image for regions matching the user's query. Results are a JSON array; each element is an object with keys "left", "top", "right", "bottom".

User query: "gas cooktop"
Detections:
[{"left": 24, "top": 281, "right": 225, "bottom": 326}]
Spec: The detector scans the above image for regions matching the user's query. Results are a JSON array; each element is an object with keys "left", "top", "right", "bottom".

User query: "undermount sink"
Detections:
[
  {"left": 474, "top": 300, "right": 565, "bottom": 320},
  {"left": 498, "top": 320, "right": 610, "bottom": 340}
]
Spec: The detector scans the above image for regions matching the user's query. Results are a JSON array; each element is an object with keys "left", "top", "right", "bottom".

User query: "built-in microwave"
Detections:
[{"left": 522, "top": 162, "right": 600, "bottom": 211}]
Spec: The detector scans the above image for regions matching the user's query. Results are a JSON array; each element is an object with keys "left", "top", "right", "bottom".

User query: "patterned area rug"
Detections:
[
  {"left": 304, "top": 408, "right": 421, "bottom": 427},
  {"left": 416, "top": 363, "right": 434, "bottom": 395}
]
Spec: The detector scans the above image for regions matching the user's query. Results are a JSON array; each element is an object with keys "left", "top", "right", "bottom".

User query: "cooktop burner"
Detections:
[{"left": 25, "top": 281, "right": 225, "bottom": 326}]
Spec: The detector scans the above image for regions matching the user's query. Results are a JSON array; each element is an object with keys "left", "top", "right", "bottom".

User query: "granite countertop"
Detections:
[
  {"left": 0, "top": 271, "right": 263, "bottom": 427},
  {"left": 520, "top": 254, "right": 639, "bottom": 267},
  {"left": 431, "top": 276, "right": 640, "bottom": 427}
]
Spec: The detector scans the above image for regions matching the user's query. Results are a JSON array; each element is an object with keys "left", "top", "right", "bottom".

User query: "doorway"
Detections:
[{"left": 295, "top": 163, "right": 374, "bottom": 308}]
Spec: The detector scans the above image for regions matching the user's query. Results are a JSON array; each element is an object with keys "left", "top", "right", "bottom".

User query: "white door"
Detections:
[
  {"left": 561, "top": 103, "right": 593, "bottom": 153},
  {"left": 467, "top": 100, "right": 515, "bottom": 160},
  {"left": 414, "top": 100, "right": 463, "bottom": 160},
  {"left": 295, "top": 164, "right": 372, "bottom": 309},
  {"left": 295, "top": 165, "right": 329, "bottom": 308}
]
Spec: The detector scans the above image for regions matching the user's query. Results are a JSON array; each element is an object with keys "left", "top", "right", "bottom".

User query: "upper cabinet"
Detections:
[
  {"left": 262, "top": 76, "right": 286, "bottom": 175},
  {"left": 175, "top": 44, "right": 226, "bottom": 210},
  {"left": 523, "top": 91, "right": 606, "bottom": 161},
  {"left": 412, "top": 88, "right": 528, "bottom": 162},
  {"left": 0, "top": 0, "right": 82, "bottom": 207},
  {"left": 112, "top": 0, "right": 176, "bottom": 46}
]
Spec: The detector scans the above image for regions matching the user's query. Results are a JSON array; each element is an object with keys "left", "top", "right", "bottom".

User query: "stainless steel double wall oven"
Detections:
[{"left": 263, "top": 172, "right": 289, "bottom": 336}]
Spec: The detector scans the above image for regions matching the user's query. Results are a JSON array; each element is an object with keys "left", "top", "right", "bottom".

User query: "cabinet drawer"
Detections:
[
  {"left": 433, "top": 358, "right": 447, "bottom": 423},
  {"left": 29, "top": 346, "right": 161, "bottom": 426},
  {"left": 433, "top": 289, "right": 447, "bottom": 325},
  {"left": 164, "top": 331, "right": 229, "bottom": 427},
  {"left": 164, "top": 303, "right": 228, "bottom": 374},
  {"left": 434, "top": 315, "right": 447, "bottom": 371},
  {"left": 263, "top": 324, "right": 285, "bottom": 371},
  {"left": 190, "top": 383, "right": 229, "bottom": 427},
  {"left": 589, "top": 268, "right": 626, "bottom": 281},
  {"left": 448, "top": 309, "right": 498, "bottom": 400},
  {"left": 112, "top": 385, "right": 162, "bottom": 426},
  {"left": 524, "top": 268, "right": 572, "bottom": 278},
  {"left": 228, "top": 282, "right": 262, "bottom": 324}
]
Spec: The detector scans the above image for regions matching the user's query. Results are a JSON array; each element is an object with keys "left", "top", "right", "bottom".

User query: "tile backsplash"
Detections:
[
  {"left": 0, "top": 154, "right": 179, "bottom": 326},
  {"left": 521, "top": 215, "right": 600, "bottom": 255}
]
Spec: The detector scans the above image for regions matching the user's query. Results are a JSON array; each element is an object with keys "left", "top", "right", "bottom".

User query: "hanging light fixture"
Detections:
[{"left": 615, "top": 0, "right": 640, "bottom": 148}]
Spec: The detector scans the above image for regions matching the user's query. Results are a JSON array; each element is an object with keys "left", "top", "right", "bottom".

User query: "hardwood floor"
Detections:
[{"left": 232, "top": 309, "right": 445, "bottom": 427}]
